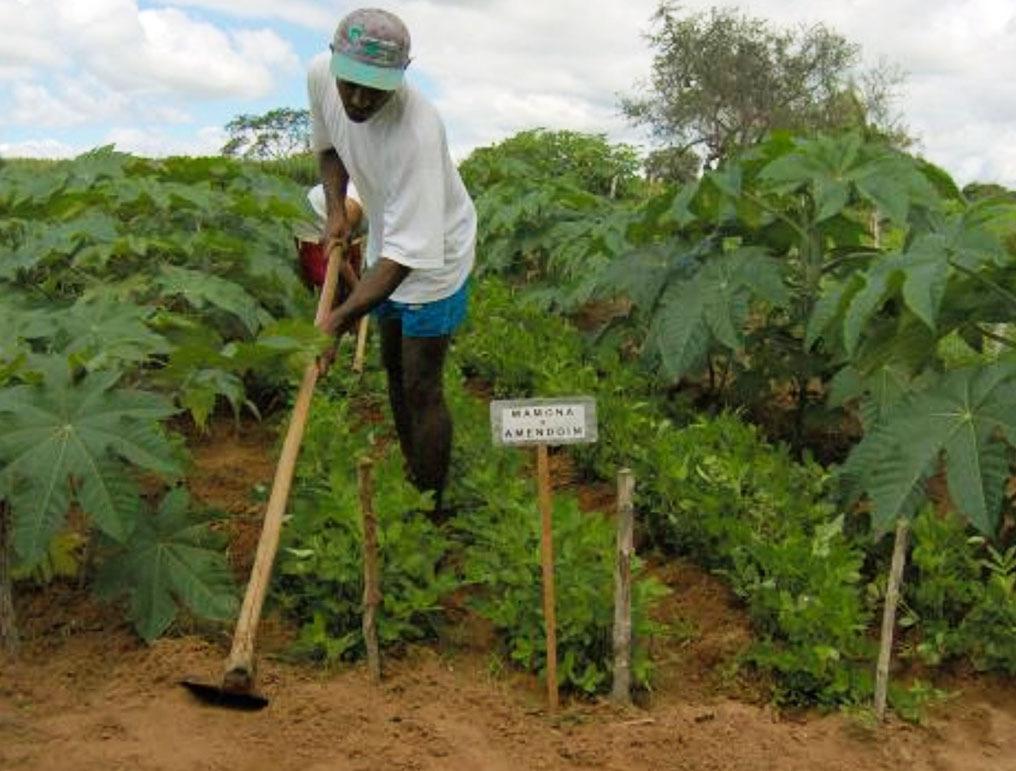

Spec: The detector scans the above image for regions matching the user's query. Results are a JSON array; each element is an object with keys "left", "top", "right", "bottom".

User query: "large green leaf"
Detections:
[
  {"left": 0, "top": 363, "right": 180, "bottom": 564},
  {"left": 646, "top": 247, "right": 788, "bottom": 381},
  {"left": 652, "top": 282, "right": 710, "bottom": 380},
  {"left": 56, "top": 297, "right": 172, "bottom": 371},
  {"left": 95, "top": 488, "right": 238, "bottom": 642},
  {"left": 841, "top": 364, "right": 1016, "bottom": 536},
  {"left": 756, "top": 133, "right": 937, "bottom": 228},
  {"left": 806, "top": 274, "right": 860, "bottom": 350},
  {"left": 899, "top": 243, "right": 950, "bottom": 331},
  {"left": 157, "top": 265, "right": 273, "bottom": 336},
  {"left": 842, "top": 260, "right": 896, "bottom": 355}
]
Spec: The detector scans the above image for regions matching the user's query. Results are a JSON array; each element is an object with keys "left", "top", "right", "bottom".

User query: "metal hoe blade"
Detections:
[{"left": 180, "top": 678, "right": 269, "bottom": 711}]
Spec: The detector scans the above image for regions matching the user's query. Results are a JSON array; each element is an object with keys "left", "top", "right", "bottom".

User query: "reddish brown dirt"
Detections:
[
  {"left": 185, "top": 416, "right": 279, "bottom": 575},
  {"left": 5, "top": 593, "right": 1016, "bottom": 771},
  {"left": 4, "top": 416, "right": 1016, "bottom": 770}
]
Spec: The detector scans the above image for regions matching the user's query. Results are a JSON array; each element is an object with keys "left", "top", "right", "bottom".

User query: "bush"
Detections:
[
  {"left": 637, "top": 414, "right": 871, "bottom": 705},
  {"left": 458, "top": 493, "right": 667, "bottom": 693},
  {"left": 274, "top": 390, "right": 456, "bottom": 662},
  {"left": 908, "top": 507, "right": 1016, "bottom": 674}
]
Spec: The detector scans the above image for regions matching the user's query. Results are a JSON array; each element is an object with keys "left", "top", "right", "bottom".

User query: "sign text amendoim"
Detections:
[{"left": 490, "top": 397, "right": 597, "bottom": 447}]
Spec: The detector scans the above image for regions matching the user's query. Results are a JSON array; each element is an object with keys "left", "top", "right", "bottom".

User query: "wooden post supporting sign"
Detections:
[
  {"left": 535, "top": 444, "right": 558, "bottom": 710},
  {"left": 491, "top": 397, "right": 598, "bottom": 712}
]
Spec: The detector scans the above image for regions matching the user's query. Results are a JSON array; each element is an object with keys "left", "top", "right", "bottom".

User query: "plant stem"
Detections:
[
  {"left": 0, "top": 500, "right": 18, "bottom": 657},
  {"left": 820, "top": 249, "right": 880, "bottom": 275},
  {"left": 875, "top": 517, "right": 910, "bottom": 721},
  {"left": 974, "top": 324, "right": 1016, "bottom": 350},
  {"left": 949, "top": 260, "right": 1016, "bottom": 312},
  {"left": 740, "top": 190, "right": 810, "bottom": 243}
]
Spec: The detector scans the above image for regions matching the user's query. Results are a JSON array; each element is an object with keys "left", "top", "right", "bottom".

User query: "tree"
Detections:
[
  {"left": 623, "top": 3, "right": 908, "bottom": 177},
  {"left": 221, "top": 108, "right": 310, "bottom": 160},
  {"left": 460, "top": 129, "right": 645, "bottom": 200}
]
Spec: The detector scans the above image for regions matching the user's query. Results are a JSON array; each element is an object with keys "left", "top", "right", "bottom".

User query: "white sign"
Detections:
[{"left": 490, "top": 397, "right": 597, "bottom": 447}]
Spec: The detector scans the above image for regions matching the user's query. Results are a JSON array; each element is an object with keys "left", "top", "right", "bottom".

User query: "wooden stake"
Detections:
[
  {"left": 352, "top": 315, "right": 369, "bottom": 374},
  {"left": 358, "top": 456, "right": 382, "bottom": 684},
  {"left": 0, "top": 500, "right": 18, "bottom": 657},
  {"left": 536, "top": 444, "right": 558, "bottom": 712},
  {"left": 875, "top": 517, "right": 910, "bottom": 721},
  {"left": 612, "top": 469, "right": 635, "bottom": 705}
]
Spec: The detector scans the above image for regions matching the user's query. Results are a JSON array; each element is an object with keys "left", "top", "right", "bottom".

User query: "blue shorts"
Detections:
[{"left": 372, "top": 279, "right": 469, "bottom": 338}]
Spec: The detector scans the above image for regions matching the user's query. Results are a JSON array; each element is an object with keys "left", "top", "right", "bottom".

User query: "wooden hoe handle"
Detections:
[{"left": 222, "top": 243, "right": 344, "bottom": 691}]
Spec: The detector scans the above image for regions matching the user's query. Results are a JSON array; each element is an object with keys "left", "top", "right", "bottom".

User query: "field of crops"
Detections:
[{"left": 2, "top": 131, "right": 1016, "bottom": 770}]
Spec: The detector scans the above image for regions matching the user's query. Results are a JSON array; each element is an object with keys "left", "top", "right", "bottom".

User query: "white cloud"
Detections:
[
  {"left": 151, "top": 0, "right": 333, "bottom": 29},
  {"left": 386, "top": 0, "right": 655, "bottom": 156},
  {"left": 102, "top": 125, "right": 227, "bottom": 156},
  {"left": 0, "top": 1, "right": 66, "bottom": 69},
  {"left": 0, "top": 137, "right": 79, "bottom": 159},
  {"left": 0, "top": 0, "right": 299, "bottom": 99},
  {"left": 8, "top": 83, "right": 87, "bottom": 128},
  {"left": 1, "top": 0, "right": 1014, "bottom": 184},
  {"left": 6, "top": 76, "right": 134, "bottom": 129}
]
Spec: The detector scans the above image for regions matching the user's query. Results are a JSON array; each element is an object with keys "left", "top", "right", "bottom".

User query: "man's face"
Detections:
[{"left": 337, "top": 79, "right": 394, "bottom": 123}]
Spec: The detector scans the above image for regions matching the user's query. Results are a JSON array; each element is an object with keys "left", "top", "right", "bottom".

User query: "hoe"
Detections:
[{"left": 181, "top": 241, "right": 344, "bottom": 710}]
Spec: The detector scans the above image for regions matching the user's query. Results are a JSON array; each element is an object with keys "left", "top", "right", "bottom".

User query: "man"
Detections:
[{"left": 309, "top": 8, "right": 476, "bottom": 517}]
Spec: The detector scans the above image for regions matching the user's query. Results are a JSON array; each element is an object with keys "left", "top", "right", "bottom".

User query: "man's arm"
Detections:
[
  {"left": 319, "top": 148, "right": 352, "bottom": 247},
  {"left": 321, "top": 257, "right": 410, "bottom": 337}
]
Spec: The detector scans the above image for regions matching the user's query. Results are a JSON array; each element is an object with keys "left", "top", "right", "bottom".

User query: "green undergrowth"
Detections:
[
  {"left": 454, "top": 276, "right": 883, "bottom": 708},
  {"left": 455, "top": 274, "right": 1016, "bottom": 711},
  {"left": 904, "top": 506, "right": 1016, "bottom": 675},
  {"left": 272, "top": 353, "right": 666, "bottom": 695},
  {"left": 0, "top": 148, "right": 334, "bottom": 642}
]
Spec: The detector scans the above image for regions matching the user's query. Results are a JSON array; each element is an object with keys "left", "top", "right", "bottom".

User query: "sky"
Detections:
[{"left": 1, "top": 0, "right": 1014, "bottom": 187}]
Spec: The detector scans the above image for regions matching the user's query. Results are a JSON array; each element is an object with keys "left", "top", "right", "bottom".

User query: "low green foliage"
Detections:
[
  {"left": 441, "top": 361, "right": 668, "bottom": 694},
  {"left": 0, "top": 357, "right": 182, "bottom": 566},
  {"left": 95, "top": 488, "right": 238, "bottom": 641},
  {"left": 642, "top": 414, "right": 871, "bottom": 705},
  {"left": 454, "top": 275, "right": 868, "bottom": 704},
  {"left": 458, "top": 493, "right": 668, "bottom": 693},
  {"left": 0, "top": 146, "right": 325, "bottom": 427},
  {"left": 908, "top": 507, "right": 1016, "bottom": 674},
  {"left": 274, "top": 387, "right": 456, "bottom": 662}
]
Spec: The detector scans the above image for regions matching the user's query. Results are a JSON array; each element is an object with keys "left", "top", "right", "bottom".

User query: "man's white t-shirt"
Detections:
[{"left": 307, "top": 52, "right": 476, "bottom": 304}]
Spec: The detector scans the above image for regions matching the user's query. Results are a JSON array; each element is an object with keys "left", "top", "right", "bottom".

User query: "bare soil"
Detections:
[{"left": 3, "top": 416, "right": 1016, "bottom": 771}]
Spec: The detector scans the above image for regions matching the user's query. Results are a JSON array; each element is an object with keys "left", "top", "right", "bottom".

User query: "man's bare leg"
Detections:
[
  {"left": 380, "top": 320, "right": 453, "bottom": 514},
  {"left": 379, "top": 318, "right": 414, "bottom": 472},
  {"left": 401, "top": 335, "right": 452, "bottom": 514}
]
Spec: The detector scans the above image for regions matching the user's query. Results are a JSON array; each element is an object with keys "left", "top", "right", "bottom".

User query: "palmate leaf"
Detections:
[
  {"left": 833, "top": 205, "right": 1007, "bottom": 357},
  {"left": 95, "top": 488, "right": 237, "bottom": 642},
  {"left": 0, "top": 214, "right": 119, "bottom": 280},
  {"left": 648, "top": 248, "right": 788, "bottom": 381},
  {"left": 756, "top": 133, "right": 939, "bottom": 228},
  {"left": 56, "top": 297, "right": 172, "bottom": 371},
  {"left": 597, "top": 241, "right": 698, "bottom": 310},
  {"left": 806, "top": 274, "right": 861, "bottom": 350},
  {"left": 157, "top": 265, "right": 273, "bottom": 336},
  {"left": 840, "top": 363, "right": 1016, "bottom": 536},
  {"left": 651, "top": 282, "right": 710, "bottom": 380},
  {"left": 0, "top": 362, "right": 180, "bottom": 564}
]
